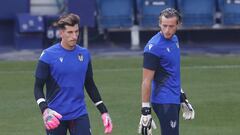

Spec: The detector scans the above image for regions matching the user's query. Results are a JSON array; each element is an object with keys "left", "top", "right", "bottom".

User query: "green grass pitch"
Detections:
[{"left": 0, "top": 55, "right": 239, "bottom": 135}]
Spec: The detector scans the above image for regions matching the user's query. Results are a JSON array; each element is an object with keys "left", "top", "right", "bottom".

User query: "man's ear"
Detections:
[
  {"left": 58, "top": 29, "right": 63, "bottom": 38},
  {"left": 177, "top": 21, "right": 182, "bottom": 29},
  {"left": 158, "top": 23, "right": 162, "bottom": 30}
]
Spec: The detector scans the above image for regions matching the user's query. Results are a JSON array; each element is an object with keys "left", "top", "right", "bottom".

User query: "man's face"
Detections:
[
  {"left": 60, "top": 24, "right": 79, "bottom": 48},
  {"left": 159, "top": 16, "right": 178, "bottom": 39}
]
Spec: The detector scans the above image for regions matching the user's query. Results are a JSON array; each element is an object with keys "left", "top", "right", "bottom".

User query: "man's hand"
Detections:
[
  {"left": 43, "top": 108, "right": 62, "bottom": 130},
  {"left": 180, "top": 89, "right": 195, "bottom": 120},
  {"left": 138, "top": 107, "right": 157, "bottom": 135},
  {"left": 181, "top": 100, "right": 195, "bottom": 120},
  {"left": 101, "top": 113, "right": 113, "bottom": 134}
]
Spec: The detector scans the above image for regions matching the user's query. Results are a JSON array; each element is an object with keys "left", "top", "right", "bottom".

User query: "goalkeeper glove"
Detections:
[
  {"left": 180, "top": 89, "right": 195, "bottom": 120},
  {"left": 43, "top": 108, "right": 62, "bottom": 130},
  {"left": 101, "top": 113, "right": 113, "bottom": 134},
  {"left": 138, "top": 103, "right": 157, "bottom": 135}
]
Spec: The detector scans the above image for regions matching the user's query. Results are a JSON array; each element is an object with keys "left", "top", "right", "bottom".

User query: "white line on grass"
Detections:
[
  {"left": 182, "top": 65, "right": 240, "bottom": 69},
  {"left": 0, "top": 70, "right": 34, "bottom": 74},
  {"left": 94, "top": 64, "right": 240, "bottom": 72},
  {"left": 94, "top": 64, "right": 240, "bottom": 71},
  {"left": 0, "top": 64, "right": 240, "bottom": 74}
]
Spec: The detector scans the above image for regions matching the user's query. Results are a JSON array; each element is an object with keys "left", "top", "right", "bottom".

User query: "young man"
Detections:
[
  {"left": 34, "top": 13, "right": 112, "bottom": 135},
  {"left": 138, "top": 8, "right": 195, "bottom": 135}
]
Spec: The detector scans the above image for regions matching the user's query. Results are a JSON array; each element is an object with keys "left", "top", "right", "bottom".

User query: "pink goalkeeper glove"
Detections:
[
  {"left": 43, "top": 108, "right": 62, "bottom": 130},
  {"left": 101, "top": 113, "right": 113, "bottom": 134}
]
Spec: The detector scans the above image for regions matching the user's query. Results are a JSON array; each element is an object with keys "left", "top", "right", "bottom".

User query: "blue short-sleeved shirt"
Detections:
[
  {"left": 36, "top": 43, "right": 90, "bottom": 120},
  {"left": 143, "top": 32, "right": 181, "bottom": 104}
]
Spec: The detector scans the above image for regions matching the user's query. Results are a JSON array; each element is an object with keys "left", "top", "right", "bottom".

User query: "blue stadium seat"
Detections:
[
  {"left": 68, "top": 0, "right": 96, "bottom": 27},
  {"left": 0, "top": 0, "right": 29, "bottom": 20},
  {"left": 96, "top": 0, "right": 134, "bottom": 29},
  {"left": 178, "top": 0, "right": 216, "bottom": 27},
  {"left": 0, "top": 0, "right": 29, "bottom": 46},
  {"left": 15, "top": 14, "right": 44, "bottom": 49},
  {"left": 0, "top": 21, "right": 14, "bottom": 46},
  {"left": 218, "top": 0, "right": 240, "bottom": 25},
  {"left": 43, "top": 15, "right": 60, "bottom": 48},
  {"left": 137, "top": 0, "right": 176, "bottom": 28}
]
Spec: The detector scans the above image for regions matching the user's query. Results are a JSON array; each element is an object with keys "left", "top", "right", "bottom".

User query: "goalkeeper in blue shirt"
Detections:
[
  {"left": 34, "top": 13, "right": 112, "bottom": 135},
  {"left": 138, "top": 8, "right": 195, "bottom": 135}
]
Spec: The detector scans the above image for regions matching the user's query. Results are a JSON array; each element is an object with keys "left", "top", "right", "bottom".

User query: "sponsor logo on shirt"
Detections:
[{"left": 167, "top": 47, "right": 170, "bottom": 52}]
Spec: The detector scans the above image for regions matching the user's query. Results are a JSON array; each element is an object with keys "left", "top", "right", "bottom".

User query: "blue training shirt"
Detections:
[
  {"left": 36, "top": 43, "right": 90, "bottom": 120},
  {"left": 143, "top": 32, "right": 181, "bottom": 104}
]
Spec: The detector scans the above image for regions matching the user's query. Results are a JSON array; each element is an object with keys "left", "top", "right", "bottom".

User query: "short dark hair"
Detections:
[
  {"left": 53, "top": 13, "right": 80, "bottom": 29},
  {"left": 159, "top": 8, "right": 181, "bottom": 24}
]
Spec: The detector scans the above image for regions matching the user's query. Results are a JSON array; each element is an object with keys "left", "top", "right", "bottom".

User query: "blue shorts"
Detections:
[
  {"left": 46, "top": 114, "right": 91, "bottom": 135},
  {"left": 152, "top": 103, "right": 180, "bottom": 135}
]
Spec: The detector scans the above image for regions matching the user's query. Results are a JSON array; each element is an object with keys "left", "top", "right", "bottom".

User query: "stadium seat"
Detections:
[
  {"left": 0, "top": 0, "right": 29, "bottom": 46},
  {"left": 0, "top": 0, "right": 29, "bottom": 20},
  {"left": 68, "top": 0, "right": 96, "bottom": 27},
  {"left": 43, "top": 15, "right": 60, "bottom": 48},
  {"left": 96, "top": 0, "right": 134, "bottom": 29},
  {"left": 177, "top": 0, "right": 216, "bottom": 27},
  {"left": 218, "top": 0, "right": 240, "bottom": 25},
  {"left": 137, "top": 0, "right": 176, "bottom": 28},
  {"left": 15, "top": 13, "right": 44, "bottom": 49}
]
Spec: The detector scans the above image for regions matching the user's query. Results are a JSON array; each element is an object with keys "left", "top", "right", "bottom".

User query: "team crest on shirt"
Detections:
[
  {"left": 170, "top": 120, "right": 177, "bottom": 128},
  {"left": 78, "top": 54, "right": 84, "bottom": 61},
  {"left": 59, "top": 57, "right": 64, "bottom": 63},
  {"left": 148, "top": 44, "right": 153, "bottom": 50}
]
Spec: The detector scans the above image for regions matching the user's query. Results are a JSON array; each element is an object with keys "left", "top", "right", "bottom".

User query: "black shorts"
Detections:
[
  {"left": 46, "top": 114, "right": 91, "bottom": 135},
  {"left": 152, "top": 103, "right": 180, "bottom": 135}
]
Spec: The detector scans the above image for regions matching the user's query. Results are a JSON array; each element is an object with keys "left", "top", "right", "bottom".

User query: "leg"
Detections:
[
  {"left": 68, "top": 114, "right": 92, "bottom": 135},
  {"left": 152, "top": 103, "right": 180, "bottom": 135},
  {"left": 46, "top": 120, "right": 68, "bottom": 135}
]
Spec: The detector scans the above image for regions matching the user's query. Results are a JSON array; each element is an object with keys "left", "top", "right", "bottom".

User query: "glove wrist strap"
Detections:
[
  {"left": 142, "top": 102, "right": 150, "bottom": 107},
  {"left": 97, "top": 103, "right": 108, "bottom": 114},
  {"left": 180, "top": 89, "right": 188, "bottom": 103},
  {"left": 141, "top": 107, "right": 151, "bottom": 115}
]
